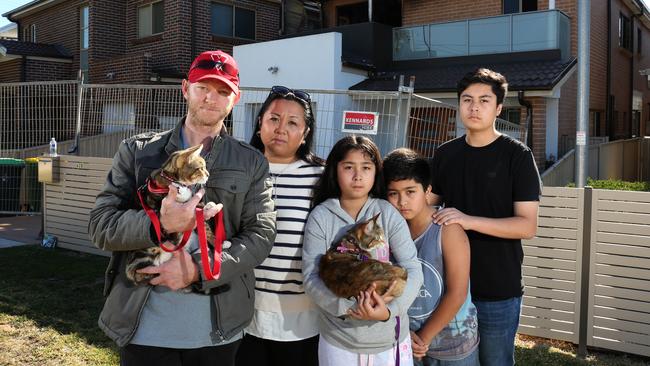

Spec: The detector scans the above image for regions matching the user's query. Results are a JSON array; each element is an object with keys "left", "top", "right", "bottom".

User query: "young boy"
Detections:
[
  {"left": 384, "top": 148, "right": 479, "bottom": 366},
  {"left": 430, "top": 68, "right": 541, "bottom": 366}
]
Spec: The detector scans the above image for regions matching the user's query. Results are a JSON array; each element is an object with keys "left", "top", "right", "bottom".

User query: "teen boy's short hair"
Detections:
[
  {"left": 457, "top": 68, "right": 508, "bottom": 105},
  {"left": 383, "top": 148, "right": 430, "bottom": 189}
]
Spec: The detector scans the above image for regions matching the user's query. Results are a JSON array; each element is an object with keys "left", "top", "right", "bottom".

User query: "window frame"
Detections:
[
  {"left": 211, "top": 1, "right": 256, "bottom": 40},
  {"left": 138, "top": 1, "right": 165, "bottom": 39},
  {"left": 30, "top": 24, "right": 36, "bottom": 42},
  {"left": 619, "top": 12, "right": 633, "bottom": 52},
  {"left": 79, "top": 5, "right": 89, "bottom": 78}
]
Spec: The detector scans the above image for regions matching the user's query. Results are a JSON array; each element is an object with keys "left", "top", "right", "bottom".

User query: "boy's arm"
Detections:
[
  {"left": 433, "top": 201, "right": 539, "bottom": 239},
  {"left": 415, "top": 223, "right": 470, "bottom": 345}
]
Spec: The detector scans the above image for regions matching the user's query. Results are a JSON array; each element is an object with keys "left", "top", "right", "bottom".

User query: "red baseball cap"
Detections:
[{"left": 187, "top": 50, "right": 240, "bottom": 95}]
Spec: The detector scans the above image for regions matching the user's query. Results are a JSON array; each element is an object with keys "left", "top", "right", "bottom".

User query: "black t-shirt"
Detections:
[{"left": 431, "top": 135, "right": 541, "bottom": 300}]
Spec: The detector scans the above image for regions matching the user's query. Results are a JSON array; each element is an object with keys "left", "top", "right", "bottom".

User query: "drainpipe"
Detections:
[
  {"left": 518, "top": 90, "right": 533, "bottom": 149},
  {"left": 630, "top": 14, "right": 636, "bottom": 138},
  {"left": 606, "top": 0, "right": 613, "bottom": 139},
  {"left": 368, "top": 0, "right": 372, "bottom": 22}
]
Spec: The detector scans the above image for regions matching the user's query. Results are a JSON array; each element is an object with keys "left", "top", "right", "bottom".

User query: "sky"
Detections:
[{"left": 2, "top": 0, "right": 650, "bottom": 28}]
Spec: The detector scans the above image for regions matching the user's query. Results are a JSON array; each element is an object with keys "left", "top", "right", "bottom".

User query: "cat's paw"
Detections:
[{"left": 202, "top": 202, "right": 223, "bottom": 220}]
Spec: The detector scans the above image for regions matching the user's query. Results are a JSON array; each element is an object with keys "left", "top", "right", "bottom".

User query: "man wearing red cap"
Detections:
[{"left": 89, "top": 50, "right": 277, "bottom": 366}]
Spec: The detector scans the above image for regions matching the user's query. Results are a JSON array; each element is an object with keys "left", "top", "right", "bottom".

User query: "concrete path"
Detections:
[{"left": 0, "top": 215, "right": 42, "bottom": 248}]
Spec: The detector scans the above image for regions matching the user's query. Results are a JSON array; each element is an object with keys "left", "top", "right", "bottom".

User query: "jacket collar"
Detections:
[{"left": 164, "top": 116, "right": 228, "bottom": 156}]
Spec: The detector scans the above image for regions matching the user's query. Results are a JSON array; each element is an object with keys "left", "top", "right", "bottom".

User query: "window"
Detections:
[
  {"left": 336, "top": 3, "right": 368, "bottom": 25},
  {"left": 80, "top": 6, "right": 89, "bottom": 79},
  {"left": 619, "top": 13, "right": 632, "bottom": 51},
  {"left": 499, "top": 108, "right": 521, "bottom": 124},
  {"left": 589, "top": 110, "right": 602, "bottom": 136},
  {"left": 211, "top": 3, "right": 255, "bottom": 39},
  {"left": 503, "top": 0, "right": 537, "bottom": 14},
  {"left": 638, "top": 28, "right": 642, "bottom": 55},
  {"left": 30, "top": 24, "right": 36, "bottom": 42},
  {"left": 138, "top": 1, "right": 164, "bottom": 38}
]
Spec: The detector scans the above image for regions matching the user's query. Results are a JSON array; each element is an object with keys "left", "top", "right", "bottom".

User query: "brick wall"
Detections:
[
  {"left": 402, "top": 0, "right": 502, "bottom": 26},
  {"left": 558, "top": 72, "right": 578, "bottom": 156},
  {"left": 18, "top": 0, "right": 86, "bottom": 79},
  {"left": 0, "top": 59, "right": 22, "bottom": 83},
  {"left": 90, "top": 53, "right": 151, "bottom": 83},
  {"left": 13, "top": 0, "right": 281, "bottom": 83},
  {"left": 528, "top": 96, "right": 548, "bottom": 169},
  {"left": 24, "top": 59, "right": 72, "bottom": 82}
]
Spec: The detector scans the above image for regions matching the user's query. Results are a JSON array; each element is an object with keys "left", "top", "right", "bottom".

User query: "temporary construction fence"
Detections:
[
  {"left": 0, "top": 80, "right": 526, "bottom": 215},
  {"left": 38, "top": 158, "right": 650, "bottom": 359}
]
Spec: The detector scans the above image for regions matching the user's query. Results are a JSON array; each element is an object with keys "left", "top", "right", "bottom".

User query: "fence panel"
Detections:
[
  {"left": 518, "top": 186, "right": 583, "bottom": 343},
  {"left": 43, "top": 155, "right": 112, "bottom": 257},
  {"left": 587, "top": 189, "right": 650, "bottom": 357}
]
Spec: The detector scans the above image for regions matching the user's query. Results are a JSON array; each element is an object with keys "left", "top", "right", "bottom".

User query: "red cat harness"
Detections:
[{"left": 136, "top": 177, "right": 225, "bottom": 281}]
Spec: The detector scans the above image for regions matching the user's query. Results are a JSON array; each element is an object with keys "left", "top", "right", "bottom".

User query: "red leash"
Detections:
[
  {"left": 136, "top": 182, "right": 191, "bottom": 252},
  {"left": 137, "top": 179, "right": 226, "bottom": 280},
  {"left": 195, "top": 208, "right": 225, "bottom": 280}
]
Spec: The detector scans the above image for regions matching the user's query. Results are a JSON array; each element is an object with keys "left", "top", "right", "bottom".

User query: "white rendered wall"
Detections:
[{"left": 234, "top": 32, "right": 366, "bottom": 90}]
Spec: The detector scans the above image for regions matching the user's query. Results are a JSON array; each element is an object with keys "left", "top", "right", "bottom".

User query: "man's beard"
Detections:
[{"left": 187, "top": 102, "right": 230, "bottom": 127}]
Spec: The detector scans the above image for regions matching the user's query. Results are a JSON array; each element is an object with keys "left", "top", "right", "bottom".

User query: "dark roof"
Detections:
[
  {"left": 350, "top": 57, "right": 577, "bottom": 92},
  {"left": 0, "top": 39, "right": 71, "bottom": 58}
]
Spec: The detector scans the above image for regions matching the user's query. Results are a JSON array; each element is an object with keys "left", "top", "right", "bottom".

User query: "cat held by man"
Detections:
[
  {"left": 125, "top": 144, "right": 221, "bottom": 286},
  {"left": 319, "top": 213, "right": 407, "bottom": 299}
]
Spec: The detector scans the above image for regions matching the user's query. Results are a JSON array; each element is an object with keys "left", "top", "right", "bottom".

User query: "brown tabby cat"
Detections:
[
  {"left": 319, "top": 213, "right": 407, "bottom": 299},
  {"left": 125, "top": 144, "right": 217, "bottom": 286}
]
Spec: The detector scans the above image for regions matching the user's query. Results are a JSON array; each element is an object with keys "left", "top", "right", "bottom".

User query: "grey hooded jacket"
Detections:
[
  {"left": 88, "top": 119, "right": 276, "bottom": 347},
  {"left": 302, "top": 197, "right": 423, "bottom": 354}
]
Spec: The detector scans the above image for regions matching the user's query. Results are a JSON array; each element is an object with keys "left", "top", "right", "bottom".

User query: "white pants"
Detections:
[{"left": 318, "top": 335, "right": 414, "bottom": 366}]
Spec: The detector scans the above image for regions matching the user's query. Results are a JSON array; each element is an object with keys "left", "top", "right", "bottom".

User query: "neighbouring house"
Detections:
[
  {"left": 0, "top": 0, "right": 288, "bottom": 84},
  {"left": 235, "top": 0, "right": 650, "bottom": 169},
  {"left": 0, "top": 23, "right": 17, "bottom": 39}
]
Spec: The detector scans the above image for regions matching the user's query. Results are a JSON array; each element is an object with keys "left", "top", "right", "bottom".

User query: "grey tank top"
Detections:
[{"left": 408, "top": 223, "right": 479, "bottom": 361}]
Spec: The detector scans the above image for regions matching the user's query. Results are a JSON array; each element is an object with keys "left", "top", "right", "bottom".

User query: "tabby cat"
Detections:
[
  {"left": 319, "top": 213, "right": 407, "bottom": 299},
  {"left": 125, "top": 144, "right": 218, "bottom": 286}
]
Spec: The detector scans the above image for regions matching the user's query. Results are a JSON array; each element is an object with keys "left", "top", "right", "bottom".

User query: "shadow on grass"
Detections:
[{"left": 0, "top": 245, "right": 117, "bottom": 353}]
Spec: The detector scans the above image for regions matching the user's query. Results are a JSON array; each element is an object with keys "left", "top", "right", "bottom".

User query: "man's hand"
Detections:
[
  {"left": 432, "top": 207, "right": 474, "bottom": 230},
  {"left": 159, "top": 187, "right": 205, "bottom": 233},
  {"left": 137, "top": 249, "right": 199, "bottom": 291}
]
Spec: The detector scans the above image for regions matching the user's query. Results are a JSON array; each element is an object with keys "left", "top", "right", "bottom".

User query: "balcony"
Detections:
[{"left": 393, "top": 10, "right": 570, "bottom": 61}]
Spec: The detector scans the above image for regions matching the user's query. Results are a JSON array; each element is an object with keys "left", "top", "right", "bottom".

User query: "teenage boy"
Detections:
[
  {"left": 430, "top": 68, "right": 541, "bottom": 366},
  {"left": 384, "top": 148, "right": 479, "bottom": 366}
]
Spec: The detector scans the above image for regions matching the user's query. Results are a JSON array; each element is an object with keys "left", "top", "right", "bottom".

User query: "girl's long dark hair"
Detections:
[
  {"left": 249, "top": 90, "right": 324, "bottom": 166},
  {"left": 312, "top": 135, "right": 384, "bottom": 207}
]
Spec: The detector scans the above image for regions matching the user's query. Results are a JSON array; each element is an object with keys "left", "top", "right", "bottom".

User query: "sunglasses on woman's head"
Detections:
[
  {"left": 270, "top": 85, "right": 311, "bottom": 103},
  {"left": 191, "top": 59, "right": 239, "bottom": 78}
]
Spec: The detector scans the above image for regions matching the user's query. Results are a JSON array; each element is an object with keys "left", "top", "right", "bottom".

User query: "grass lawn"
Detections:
[{"left": 0, "top": 245, "right": 649, "bottom": 365}]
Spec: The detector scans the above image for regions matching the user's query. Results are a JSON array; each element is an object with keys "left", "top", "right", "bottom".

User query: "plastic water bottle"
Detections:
[{"left": 49, "top": 137, "right": 58, "bottom": 157}]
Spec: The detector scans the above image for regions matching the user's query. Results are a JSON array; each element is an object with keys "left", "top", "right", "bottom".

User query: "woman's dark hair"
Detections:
[
  {"left": 312, "top": 135, "right": 384, "bottom": 207},
  {"left": 249, "top": 88, "right": 324, "bottom": 166}
]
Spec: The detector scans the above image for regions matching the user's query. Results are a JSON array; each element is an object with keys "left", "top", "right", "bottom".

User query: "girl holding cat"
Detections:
[
  {"left": 302, "top": 135, "right": 423, "bottom": 366},
  {"left": 236, "top": 86, "right": 324, "bottom": 366}
]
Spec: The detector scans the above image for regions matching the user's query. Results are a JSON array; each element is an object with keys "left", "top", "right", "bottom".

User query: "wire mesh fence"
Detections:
[{"left": 0, "top": 80, "right": 526, "bottom": 216}]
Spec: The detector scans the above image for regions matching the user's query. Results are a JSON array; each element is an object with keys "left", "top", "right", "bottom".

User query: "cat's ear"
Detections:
[
  {"left": 364, "top": 213, "right": 381, "bottom": 234},
  {"left": 189, "top": 144, "right": 203, "bottom": 157}
]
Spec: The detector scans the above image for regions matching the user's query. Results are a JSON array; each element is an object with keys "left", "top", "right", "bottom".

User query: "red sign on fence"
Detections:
[{"left": 341, "top": 111, "right": 379, "bottom": 135}]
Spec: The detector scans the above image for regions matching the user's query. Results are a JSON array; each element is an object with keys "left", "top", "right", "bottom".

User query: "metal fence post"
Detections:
[
  {"left": 393, "top": 75, "right": 405, "bottom": 151},
  {"left": 399, "top": 76, "right": 416, "bottom": 148},
  {"left": 69, "top": 71, "right": 85, "bottom": 155},
  {"left": 578, "top": 186, "right": 593, "bottom": 358}
]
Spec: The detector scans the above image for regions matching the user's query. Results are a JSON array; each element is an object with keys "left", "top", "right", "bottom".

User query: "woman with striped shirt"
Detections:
[{"left": 235, "top": 86, "right": 324, "bottom": 366}]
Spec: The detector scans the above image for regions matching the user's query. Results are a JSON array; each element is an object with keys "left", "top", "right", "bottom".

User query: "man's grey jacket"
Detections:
[{"left": 88, "top": 120, "right": 276, "bottom": 347}]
